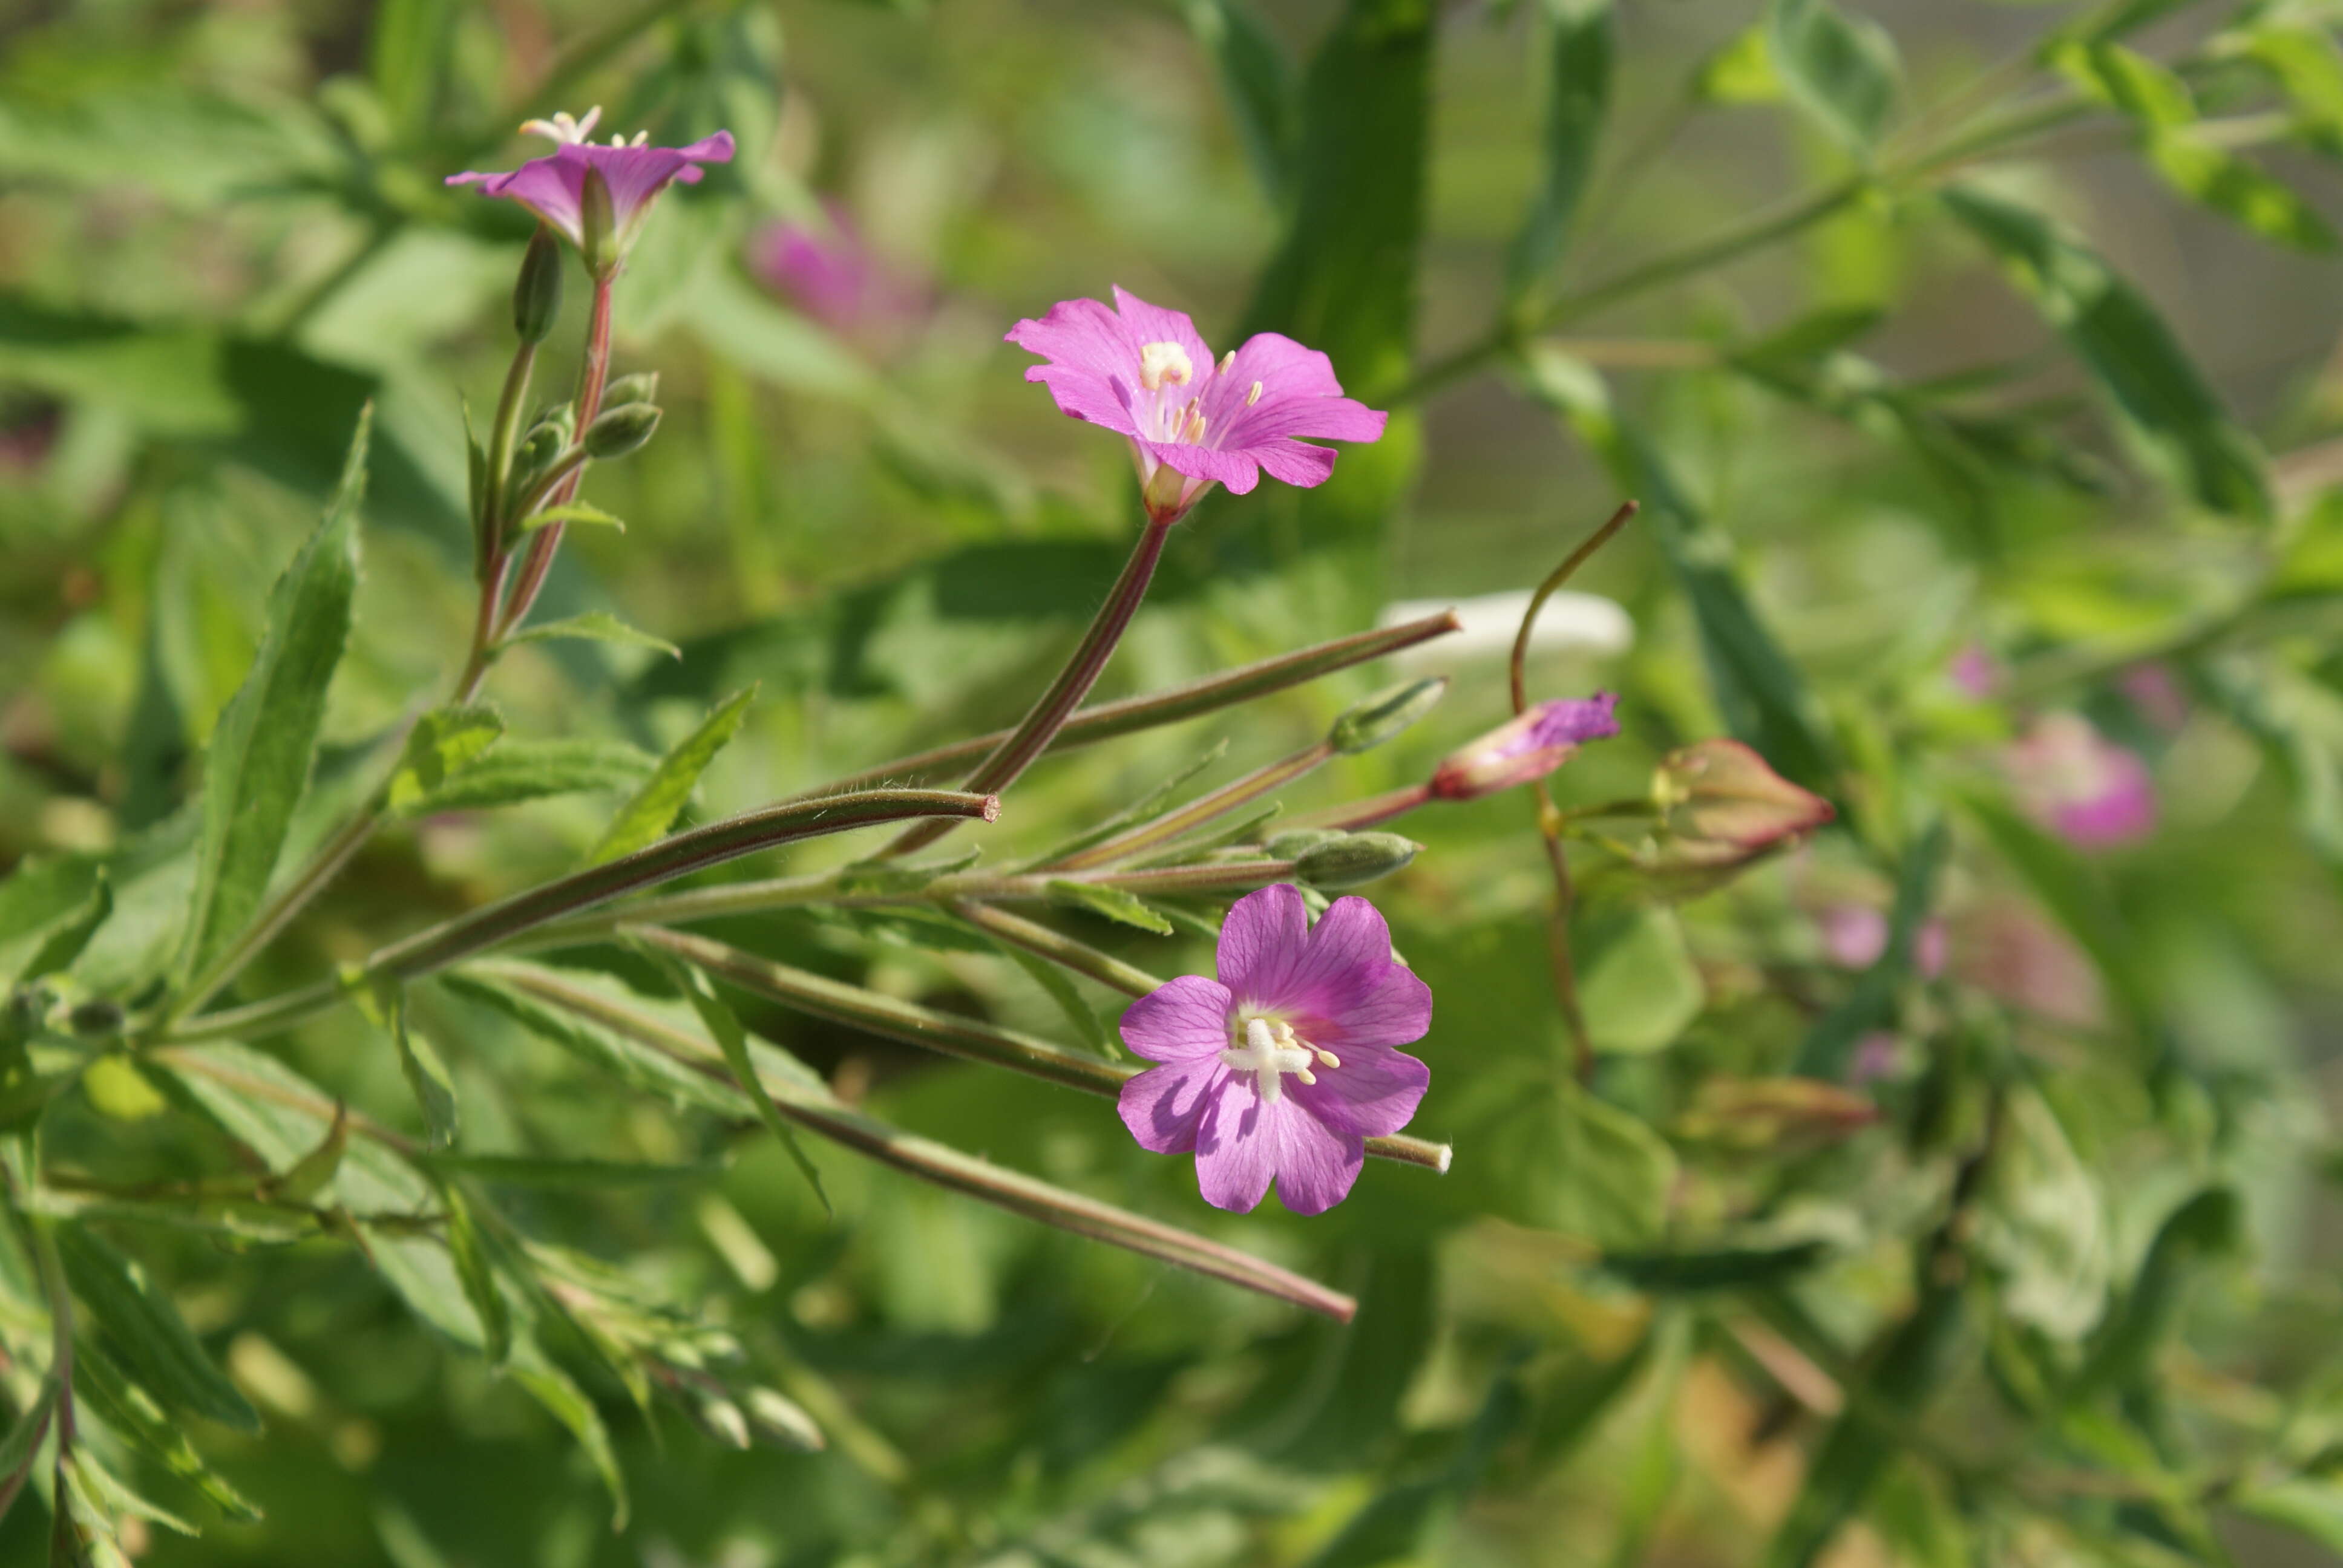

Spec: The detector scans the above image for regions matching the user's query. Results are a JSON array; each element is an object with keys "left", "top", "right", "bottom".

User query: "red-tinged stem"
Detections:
[
  {"left": 881, "top": 517, "right": 1176, "bottom": 858},
  {"left": 1509, "top": 501, "right": 1637, "bottom": 1082},
  {"left": 1277, "top": 782, "right": 1437, "bottom": 834},
  {"left": 499, "top": 273, "right": 615, "bottom": 642}
]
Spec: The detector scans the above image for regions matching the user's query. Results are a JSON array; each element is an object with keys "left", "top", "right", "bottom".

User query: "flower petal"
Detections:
[
  {"left": 1117, "top": 975, "right": 1233, "bottom": 1063},
  {"left": 1214, "top": 885, "right": 1315, "bottom": 1007},
  {"left": 1201, "top": 332, "right": 1387, "bottom": 449},
  {"left": 1248, "top": 438, "right": 1338, "bottom": 489},
  {"left": 1291, "top": 1044, "right": 1429, "bottom": 1140},
  {"left": 1006, "top": 296, "right": 1138, "bottom": 382},
  {"left": 1118, "top": 1058, "right": 1227, "bottom": 1155},
  {"left": 1147, "top": 438, "right": 1259, "bottom": 495},
  {"left": 1195, "top": 1089, "right": 1366, "bottom": 1215},
  {"left": 1109, "top": 287, "right": 1214, "bottom": 385},
  {"left": 1310, "top": 959, "right": 1434, "bottom": 1053}
]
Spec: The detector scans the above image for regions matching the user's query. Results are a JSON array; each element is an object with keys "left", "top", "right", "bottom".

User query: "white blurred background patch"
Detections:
[{"left": 1378, "top": 589, "right": 1633, "bottom": 672}]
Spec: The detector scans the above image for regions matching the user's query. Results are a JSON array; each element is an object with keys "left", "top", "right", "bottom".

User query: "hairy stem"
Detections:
[
  {"left": 499, "top": 273, "right": 615, "bottom": 642},
  {"left": 882, "top": 518, "right": 1175, "bottom": 858},
  {"left": 788, "top": 610, "right": 1461, "bottom": 800}
]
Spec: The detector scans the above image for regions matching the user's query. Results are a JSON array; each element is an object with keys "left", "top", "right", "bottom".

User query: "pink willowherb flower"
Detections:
[
  {"left": 750, "top": 204, "right": 928, "bottom": 342},
  {"left": 1007, "top": 287, "right": 1387, "bottom": 523},
  {"left": 1116, "top": 885, "right": 1430, "bottom": 1215},
  {"left": 1429, "top": 693, "right": 1620, "bottom": 801},
  {"left": 2005, "top": 712, "right": 2156, "bottom": 849},
  {"left": 448, "top": 107, "right": 733, "bottom": 275}
]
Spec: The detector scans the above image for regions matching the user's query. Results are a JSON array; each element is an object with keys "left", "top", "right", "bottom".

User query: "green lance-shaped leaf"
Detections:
[
  {"left": 508, "top": 1344, "right": 628, "bottom": 1529},
  {"left": 0, "top": 854, "right": 108, "bottom": 993},
  {"left": 509, "top": 500, "right": 626, "bottom": 538},
  {"left": 385, "top": 704, "right": 505, "bottom": 815},
  {"left": 73, "top": 1344, "right": 262, "bottom": 1523},
  {"left": 2069, "top": 1184, "right": 2239, "bottom": 1401},
  {"left": 1765, "top": 0, "right": 1901, "bottom": 152},
  {"left": 18, "top": 867, "right": 110, "bottom": 987},
  {"left": 1942, "top": 185, "right": 2271, "bottom": 522},
  {"left": 437, "top": 1180, "right": 510, "bottom": 1364},
  {"left": 1520, "top": 349, "right": 1843, "bottom": 795},
  {"left": 586, "top": 685, "right": 757, "bottom": 866},
  {"left": 375, "top": 983, "right": 459, "bottom": 1149},
  {"left": 1507, "top": 0, "right": 1614, "bottom": 306},
  {"left": 394, "top": 737, "right": 656, "bottom": 817},
  {"left": 177, "top": 407, "right": 367, "bottom": 990},
  {"left": 646, "top": 946, "right": 830, "bottom": 1215},
  {"left": 55, "top": 1222, "right": 261, "bottom": 1433},
  {"left": 2053, "top": 40, "right": 2335, "bottom": 253},
  {"left": 502, "top": 611, "right": 679, "bottom": 660},
  {"left": 415, "top": 1153, "right": 722, "bottom": 1189},
  {"left": 995, "top": 941, "right": 1115, "bottom": 1058},
  {"left": 1182, "top": 0, "right": 1296, "bottom": 203},
  {"left": 1046, "top": 879, "right": 1176, "bottom": 936}
]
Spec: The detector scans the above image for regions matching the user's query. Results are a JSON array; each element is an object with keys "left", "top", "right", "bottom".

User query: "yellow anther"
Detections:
[
  {"left": 1315, "top": 1048, "right": 1341, "bottom": 1070},
  {"left": 1247, "top": 380, "right": 1264, "bottom": 407},
  {"left": 1179, "top": 407, "right": 1208, "bottom": 444},
  {"left": 1217, "top": 350, "right": 1236, "bottom": 377}
]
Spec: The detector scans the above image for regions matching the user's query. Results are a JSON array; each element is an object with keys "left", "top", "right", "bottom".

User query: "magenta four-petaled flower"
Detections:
[
  {"left": 1008, "top": 287, "right": 1388, "bottom": 523},
  {"left": 448, "top": 107, "right": 734, "bottom": 276},
  {"left": 1118, "top": 885, "right": 1431, "bottom": 1215}
]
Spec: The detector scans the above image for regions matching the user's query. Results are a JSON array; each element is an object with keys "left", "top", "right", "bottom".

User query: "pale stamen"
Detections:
[
  {"left": 1216, "top": 350, "right": 1236, "bottom": 377},
  {"left": 1179, "top": 406, "right": 1208, "bottom": 444},
  {"left": 1246, "top": 381, "right": 1263, "bottom": 407},
  {"left": 520, "top": 106, "right": 604, "bottom": 146},
  {"left": 1219, "top": 1016, "right": 1334, "bottom": 1105}
]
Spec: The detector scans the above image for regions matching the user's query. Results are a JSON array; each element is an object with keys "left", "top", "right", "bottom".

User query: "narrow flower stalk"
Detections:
[
  {"left": 788, "top": 610, "right": 1461, "bottom": 802},
  {"left": 951, "top": 902, "right": 1162, "bottom": 997},
  {"left": 480, "top": 958, "right": 1357, "bottom": 1319},
  {"left": 1509, "top": 502, "right": 1639, "bottom": 1080},
  {"left": 160, "top": 790, "right": 997, "bottom": 1045},
  {"left": 881, "top": 518, "right": 1175, "bottom": 858},
  {"left": 1277, "top": 783, "right": 1436, "bottom": 833},
  {"left": 370, "top": 790, "right": 998, "bottom": 982},
  {"left": 560, "top": 856, "right": 1305, "bottom": 941},
  {"left": 1048, "top": 740, "right": 1333, "bottom": 872},
  {"left": 625, "top": 927, "right": 1449, "bottom": 1172},
  {"left": 497, "top": 272, "right": 614, "bottom": 643}
]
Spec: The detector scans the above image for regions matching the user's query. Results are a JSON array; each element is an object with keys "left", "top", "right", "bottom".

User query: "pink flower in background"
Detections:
[
  {"left": 1116, "top": 885, "right": 1431, "bottom": 1215},
  {"left": 2005, "top": 712, "right": 2156, "bottom": 849},
  {"left": 750, "top": 204, "right": 928, "bottom": 342},
  {"left": 2119, "top": 662, "right": 2190, "bottom": 733},
  {"left": 448, "top": 106, "right": 733, "bottom": 273},
  {"left": 1429, "top": 693, "right": 1620, "bottom": 800},
  {"left": 1007, "top": 287, "right": 1387, "bottom": 523},
  {"left": 1950, "top": 643, "right": 2002, "bottom": 699},
  {"left": 1816, "top": 904, "right": 1946, "bottom": 976}
]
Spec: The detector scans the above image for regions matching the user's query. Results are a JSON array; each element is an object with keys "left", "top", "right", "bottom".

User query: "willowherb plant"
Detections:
[{"left": 0, "top": 97, "right": 1790, "bottom": 1553}]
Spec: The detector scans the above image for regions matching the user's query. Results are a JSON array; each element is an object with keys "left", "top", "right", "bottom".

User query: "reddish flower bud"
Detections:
[
  {"left": 1653, "top": 738, "right": 1833, "bottom": 853},
  {"left": 1428, "top": 692, "right": 1619, "bottom": 801}
]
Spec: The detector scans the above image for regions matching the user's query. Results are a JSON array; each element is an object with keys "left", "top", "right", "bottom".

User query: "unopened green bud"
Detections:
[
  {"left": 1329, "top": 677, "right": 1447, "bottom": 754},
  {"left": 579, "top": 167, "right": 620, "bottom": 278},
  {"left": 505, "top": 423, "right": 572, "bottom": 511},
  {"left": 1295, "top": 831, "right": 1421, "bottom": 890},
  {"left": 603, "top": 371, "right": 660, "bottom": 407},
  {"left": 578, "top": 400, "right": 660, "bottom": 454},
  {"left": 582, "top": 402, "right": 661, "bottom": 459},
  {"left": 528, "top": 402, "right": 577, "bottom": 443},
  {"left": 513, "top": 226, "right": 565, "bottom": 344},
  {"left": 1265, "top": 828, "right": 1346, "bottom": 861},
  {"left": 743, "top": 1388, "right": 824, "bottom": 1451},
  {"left": 694, "top": 1396, "right": 752, "bottom": 1451}
]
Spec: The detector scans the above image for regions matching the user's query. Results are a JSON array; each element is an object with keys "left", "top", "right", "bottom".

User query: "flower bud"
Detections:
[
  {"left": 692, "top": 1395, "right": 752, "bottom": 1450},
  {"left": 512, "top": 226, "right": 565, "bottom": 344},
  {"left": 1265, "top": 828, "right": 1346, "bottom": 861},
  {"left": 1653, "top": 738, "right": 1833, "bottom": 852},
  {"left": 603, "top": 371, "right": 660, "bottom": 407},
  {"left": 1329, "top": 677, "right": 1447, "bottom": 755},
  {"left": 505, "top": 422, "right": 572, "bottom": 512},
  {"left": 582, "top": 402, "right": 661, "bottom": 459},
  {"left": 1429, "top": 692, "right": 1619, "bottom": 801},
  {"left": 67, "top": 998, "right": 124, "bottom": 1037},
  {"left": 578, "top": 166, "right": 620, "bottom": 278},
  {"left": 1296, "top": 832, "right": 1420, "bottom": 890},
  {"left": 743, "top": 1388, "right": 824, "bottom": 1451}
]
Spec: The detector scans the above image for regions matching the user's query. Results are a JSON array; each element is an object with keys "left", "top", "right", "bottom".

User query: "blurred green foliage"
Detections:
[{"left": 4, "top": 0, "right": 2343, "bottom": 1565}]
